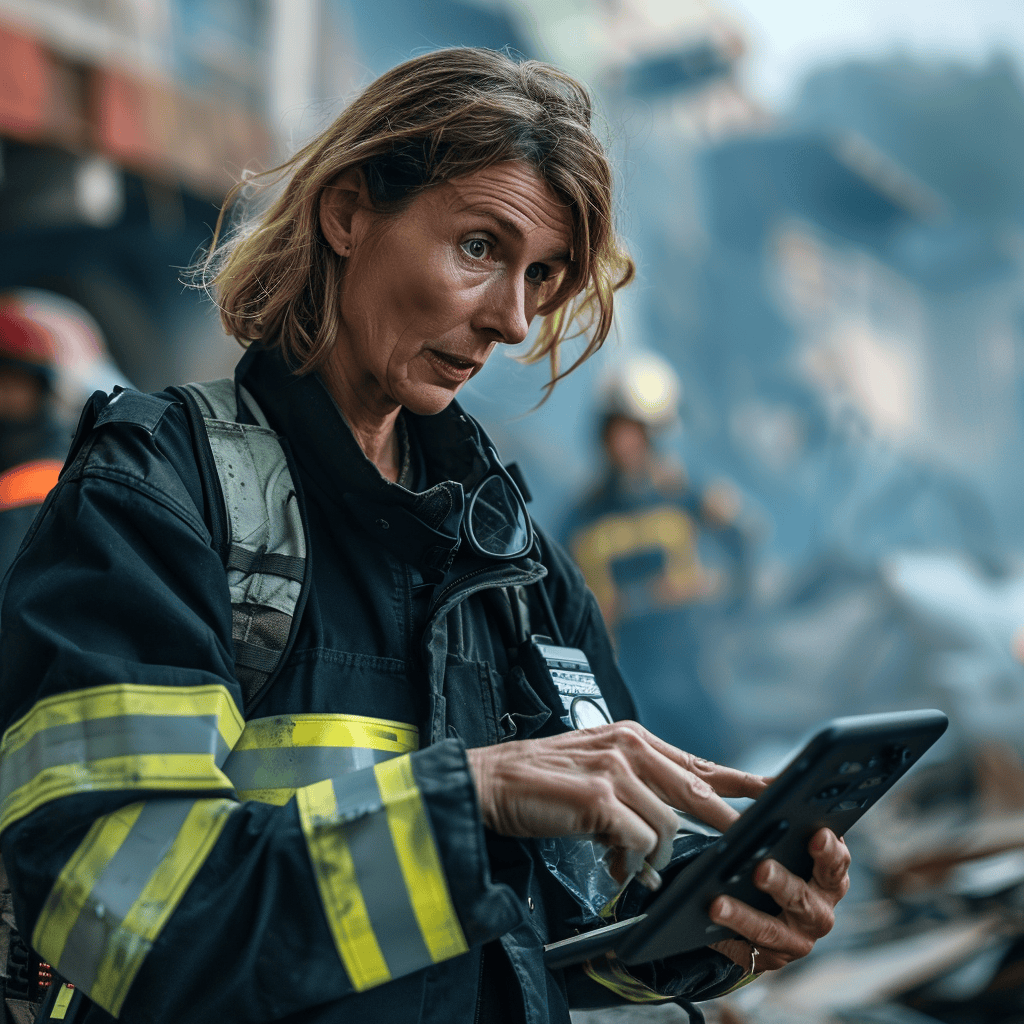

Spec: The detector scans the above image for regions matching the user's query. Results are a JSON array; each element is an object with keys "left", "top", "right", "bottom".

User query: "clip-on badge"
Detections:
[{"left": 523, "top": 635, "right": 612, "bottom": 730}]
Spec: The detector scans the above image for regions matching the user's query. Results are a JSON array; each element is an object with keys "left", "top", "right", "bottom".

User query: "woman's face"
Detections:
[{"left": 325, "top": 160, "right": 573, "bottom": 418}]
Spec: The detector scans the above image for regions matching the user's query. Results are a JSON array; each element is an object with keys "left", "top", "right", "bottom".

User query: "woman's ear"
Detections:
[{"left": 319, "top": 166, "right": 368, "bottom": 257}]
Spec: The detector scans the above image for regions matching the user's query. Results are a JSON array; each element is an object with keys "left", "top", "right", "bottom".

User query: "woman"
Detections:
[{"left": 0, "top": 48, "right": 849, "bottom": 1023}]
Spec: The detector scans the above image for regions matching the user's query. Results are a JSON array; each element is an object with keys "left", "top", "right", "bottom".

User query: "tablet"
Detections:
[{"left": 543, "top": 708, "right": 948, "bottom": 969}]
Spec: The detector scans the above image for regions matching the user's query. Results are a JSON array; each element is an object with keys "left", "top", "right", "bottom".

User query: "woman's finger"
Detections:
[
  {"left": 589, "top": 799, "right": 662, "bottom": 875},
  {"left": 752, "top": 860, "right": 836, "bottom": 939},
  {"left": 708, "top": 894, "right": 814, "bottom": 963},
  {"left": 580, "top": 747, "right": 682, "bottom": 868},
  {"left": 706, "top": 833, "right": 854, "bottom": 974},
  {"left": 599, "top": 723, "right": 751, "bottom": 833},
  {"left": 467, "top": 724, "right": 771, "bottom": 864},
  {"left": 631, "top": 725, "right": 769, "bottom": 799},
  {"left": 807, "top": 828, "right": 852, "bottom": 897},
  {"left": 469, "top": 736, "right": 678, "bottom": 865}
]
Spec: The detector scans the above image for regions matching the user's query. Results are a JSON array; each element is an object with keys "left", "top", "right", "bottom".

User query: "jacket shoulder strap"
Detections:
[{"left": 179, "top": 379, "right": 308, "bottom": 711}]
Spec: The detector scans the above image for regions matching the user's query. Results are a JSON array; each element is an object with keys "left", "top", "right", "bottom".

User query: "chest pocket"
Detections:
[{"left": 222, "top": 713, "right": 419, "bottom": 804}]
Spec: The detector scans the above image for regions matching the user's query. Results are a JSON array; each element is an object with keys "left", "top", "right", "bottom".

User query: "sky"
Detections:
[{"left": 724, "top": 0, "right": 1024, "bottom": 109}]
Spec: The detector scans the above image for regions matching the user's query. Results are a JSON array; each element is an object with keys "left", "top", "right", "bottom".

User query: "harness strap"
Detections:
[
  {"left": 180, "top": 379, "right": 307, "bottom": 711},
  {"left": 226, "top": 544, "right": 305, "bottom": 582}
]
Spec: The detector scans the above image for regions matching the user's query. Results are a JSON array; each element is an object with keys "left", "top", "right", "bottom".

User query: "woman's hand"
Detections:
[
  {"left": 709, "top": 827, "right": 852, "bottom": 973},
  {"left": 467, "top": 723, "right": 852, "bottom": 975},
  {"left": 466, "top": 721, "right": 767, "bottom": 878}
]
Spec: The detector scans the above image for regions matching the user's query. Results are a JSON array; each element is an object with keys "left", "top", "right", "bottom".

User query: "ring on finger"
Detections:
[{"left": 748, "top": 943, "right": 759, "bottom": 976}]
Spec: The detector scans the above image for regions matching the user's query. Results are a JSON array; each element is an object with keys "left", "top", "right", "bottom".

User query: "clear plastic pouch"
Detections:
[
  {"left": 537, "top": 836, "right": 640, "bottom": 919},
  {"left": 538, "top": 811, "right": 722, "bottom": 920}
]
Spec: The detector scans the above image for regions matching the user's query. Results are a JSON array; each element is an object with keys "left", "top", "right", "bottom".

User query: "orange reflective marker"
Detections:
[{"left": 0, "top": 458, "right": 62, "bottom": 511}]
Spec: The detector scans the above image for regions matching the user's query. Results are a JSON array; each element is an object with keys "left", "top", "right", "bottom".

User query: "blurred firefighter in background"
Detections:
[
  {"left": 0, "top": 290, "right": 131, "bottom": 579},
  {"left": 564, "top": 352, "right": 750, "bottom": 763},
  {"left": 0, "top": 293, "right": 68, "bottom": 580}
]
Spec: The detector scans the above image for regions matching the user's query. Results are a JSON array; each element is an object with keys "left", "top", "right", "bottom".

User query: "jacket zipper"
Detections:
[
  {"left": 429, "top": 565, "right": 495, "bottom": 616},
  {"left": 473, "top": 944, "right": 486, "bottom": 1024}
]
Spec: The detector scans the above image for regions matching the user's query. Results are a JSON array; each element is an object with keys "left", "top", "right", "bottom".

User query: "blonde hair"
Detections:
[{"left": 201, "top": 47, "right": 635, "bottom": 395}]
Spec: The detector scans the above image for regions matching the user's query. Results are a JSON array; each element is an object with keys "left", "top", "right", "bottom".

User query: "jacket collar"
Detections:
[{"left": 235, "top": 345, "right": 497, "bottom": 579}]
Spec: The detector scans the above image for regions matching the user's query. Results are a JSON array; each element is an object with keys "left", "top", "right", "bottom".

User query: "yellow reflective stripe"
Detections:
[
  {"left": 582, "top": 959, "right": 669, "bottom": 1003},
  {"left": 226, "top": 715, "right": 418, "bottom": 807},
  {"left": 297, "top": 778, "right": 390, "bottom": 991},
  {"left": 0, "top": 754, "right": 234, "bottom": 836},
  {"left": 33, "top": 799, "right": 234, "bottom": 1017},
  {"left": 50, "top": 982, "right": 75, "bottom": 1017},
  {"left": 233, "top": 714, "right": 418, "bottom": 753},
  {"left": 33, "top": 802, "right": 145, "bottom": 970},
  {"left": 236, "top": 787, "right": 295, "bottom": 806},
  {"left": 0, "top": 684, "right": 243, "bottom": 834},
  {"left": 90, "top": 799, "right": 235, "bottom": 1016},
  {"left": 719, "top": 969, "right": 764, "bottom": 996},
  {"left": 1, "top": 683, "right": 244, "bottom": 760},
  {"left": 374, "top": 756, "right": 468, "bottom": 964}
]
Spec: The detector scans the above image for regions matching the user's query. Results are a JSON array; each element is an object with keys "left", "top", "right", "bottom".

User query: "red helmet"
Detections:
[
  {"left": 0, "top": 294, "right": 57, "bottom": 385},
  {"left": 0, "top": 292, "right": 127, "bottom": 417}
]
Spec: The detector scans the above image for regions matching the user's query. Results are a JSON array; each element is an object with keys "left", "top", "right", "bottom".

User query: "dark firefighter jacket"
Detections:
[
  {"left": 0, "top": 345, "right": 743, "bottom": 1023},
  {"left": 0, "top": 411, "right": 66, "bottom": 580}
]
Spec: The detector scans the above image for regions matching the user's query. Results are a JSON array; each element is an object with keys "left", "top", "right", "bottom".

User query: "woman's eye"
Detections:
[
  {"left": 461, "top": 238, "right": 490, "bottom": 259},
  {"left": 525, "top": 263, "right": 549, "bottom": 285}
]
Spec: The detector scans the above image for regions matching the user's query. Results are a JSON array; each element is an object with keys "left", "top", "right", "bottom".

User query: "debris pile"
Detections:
[{"left": 713, "top": 742, "right": 1024, "bottom": 1024}]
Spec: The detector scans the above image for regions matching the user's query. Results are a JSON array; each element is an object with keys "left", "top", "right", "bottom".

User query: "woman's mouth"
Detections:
[{"left": 423, "top": 349, "right": 478, "bottom": 383}]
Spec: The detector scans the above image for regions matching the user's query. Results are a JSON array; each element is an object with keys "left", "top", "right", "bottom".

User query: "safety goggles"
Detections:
[{"left": 463, "top": 449, "right": 534, "bottom": 560}]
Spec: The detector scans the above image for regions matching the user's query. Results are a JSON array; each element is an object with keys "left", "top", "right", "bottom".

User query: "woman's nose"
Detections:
[{"left": 474, "top": 273, "right": 530, "bottom": 346}]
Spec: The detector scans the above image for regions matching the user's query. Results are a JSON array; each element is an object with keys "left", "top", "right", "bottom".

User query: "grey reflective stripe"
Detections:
[
  {"left": 298, "top": 760, "right": 468, "bottom": 990},
  {"left": 33, "top": 798, "right": 235, "bottom": 1016},
  {"left": 55, "top": 799, "right": 194, "bottom": 990},
  {"left": 0, "top": 715, "right": 229, "bottom": 807},
  {"left": 223, "top": 745, "right": 392, "bottom": 794},
  {"left": 181, "top": 379, "right": 307, "bottom": 707},
  {"left": 335, "top": 765, "right": 384, "bottom": 820},
  {"left": 346, "top": 800, "right": 433, "bottom": 978},
  {"left": 185, "top": 379, "right": 229, "bottom": 421},
  {"left": 181, "top": 379, "right": 307, "bottom": 614}
]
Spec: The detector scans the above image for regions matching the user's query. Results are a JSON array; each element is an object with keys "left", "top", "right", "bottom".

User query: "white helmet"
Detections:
[{"left": 599, "top": 350, "right": 682, "bottom": 431}]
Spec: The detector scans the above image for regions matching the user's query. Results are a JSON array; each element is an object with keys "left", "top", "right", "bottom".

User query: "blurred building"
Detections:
[
  {"left": 4, "top": 0, "right": 1024, "bottom": 573},
  {"left": 0, "top": 0, "right": 359, "bottom": 390},
  {"left": 433, "top": 3, "right": 1024, "bottom": 586},
  {"left": 662, "top": 54, "right": 1024, "bottom": 570},
  {"left": 502, "top": 3, "right": 1024, "bottom": 575},
  {"left": 787, "top": 56, "right": 1024, "bottom": 556}
]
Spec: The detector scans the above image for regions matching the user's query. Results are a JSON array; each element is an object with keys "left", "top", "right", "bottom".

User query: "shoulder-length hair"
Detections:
[{"left": 201, "top": 46, "right": 635, "bottom": 395}]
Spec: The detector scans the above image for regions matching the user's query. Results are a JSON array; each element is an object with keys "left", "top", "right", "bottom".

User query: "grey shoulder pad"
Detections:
[{"left": 181, "top": 379, "right": 307, "bottom": 708}]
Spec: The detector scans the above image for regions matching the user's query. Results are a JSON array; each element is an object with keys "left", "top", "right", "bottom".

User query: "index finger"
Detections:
[
  {"left": 637, "top": 726, "right": 770, "bottom": 800},
  {"left": 612, "top": 725, "right": 759, "bottom": 834}
]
